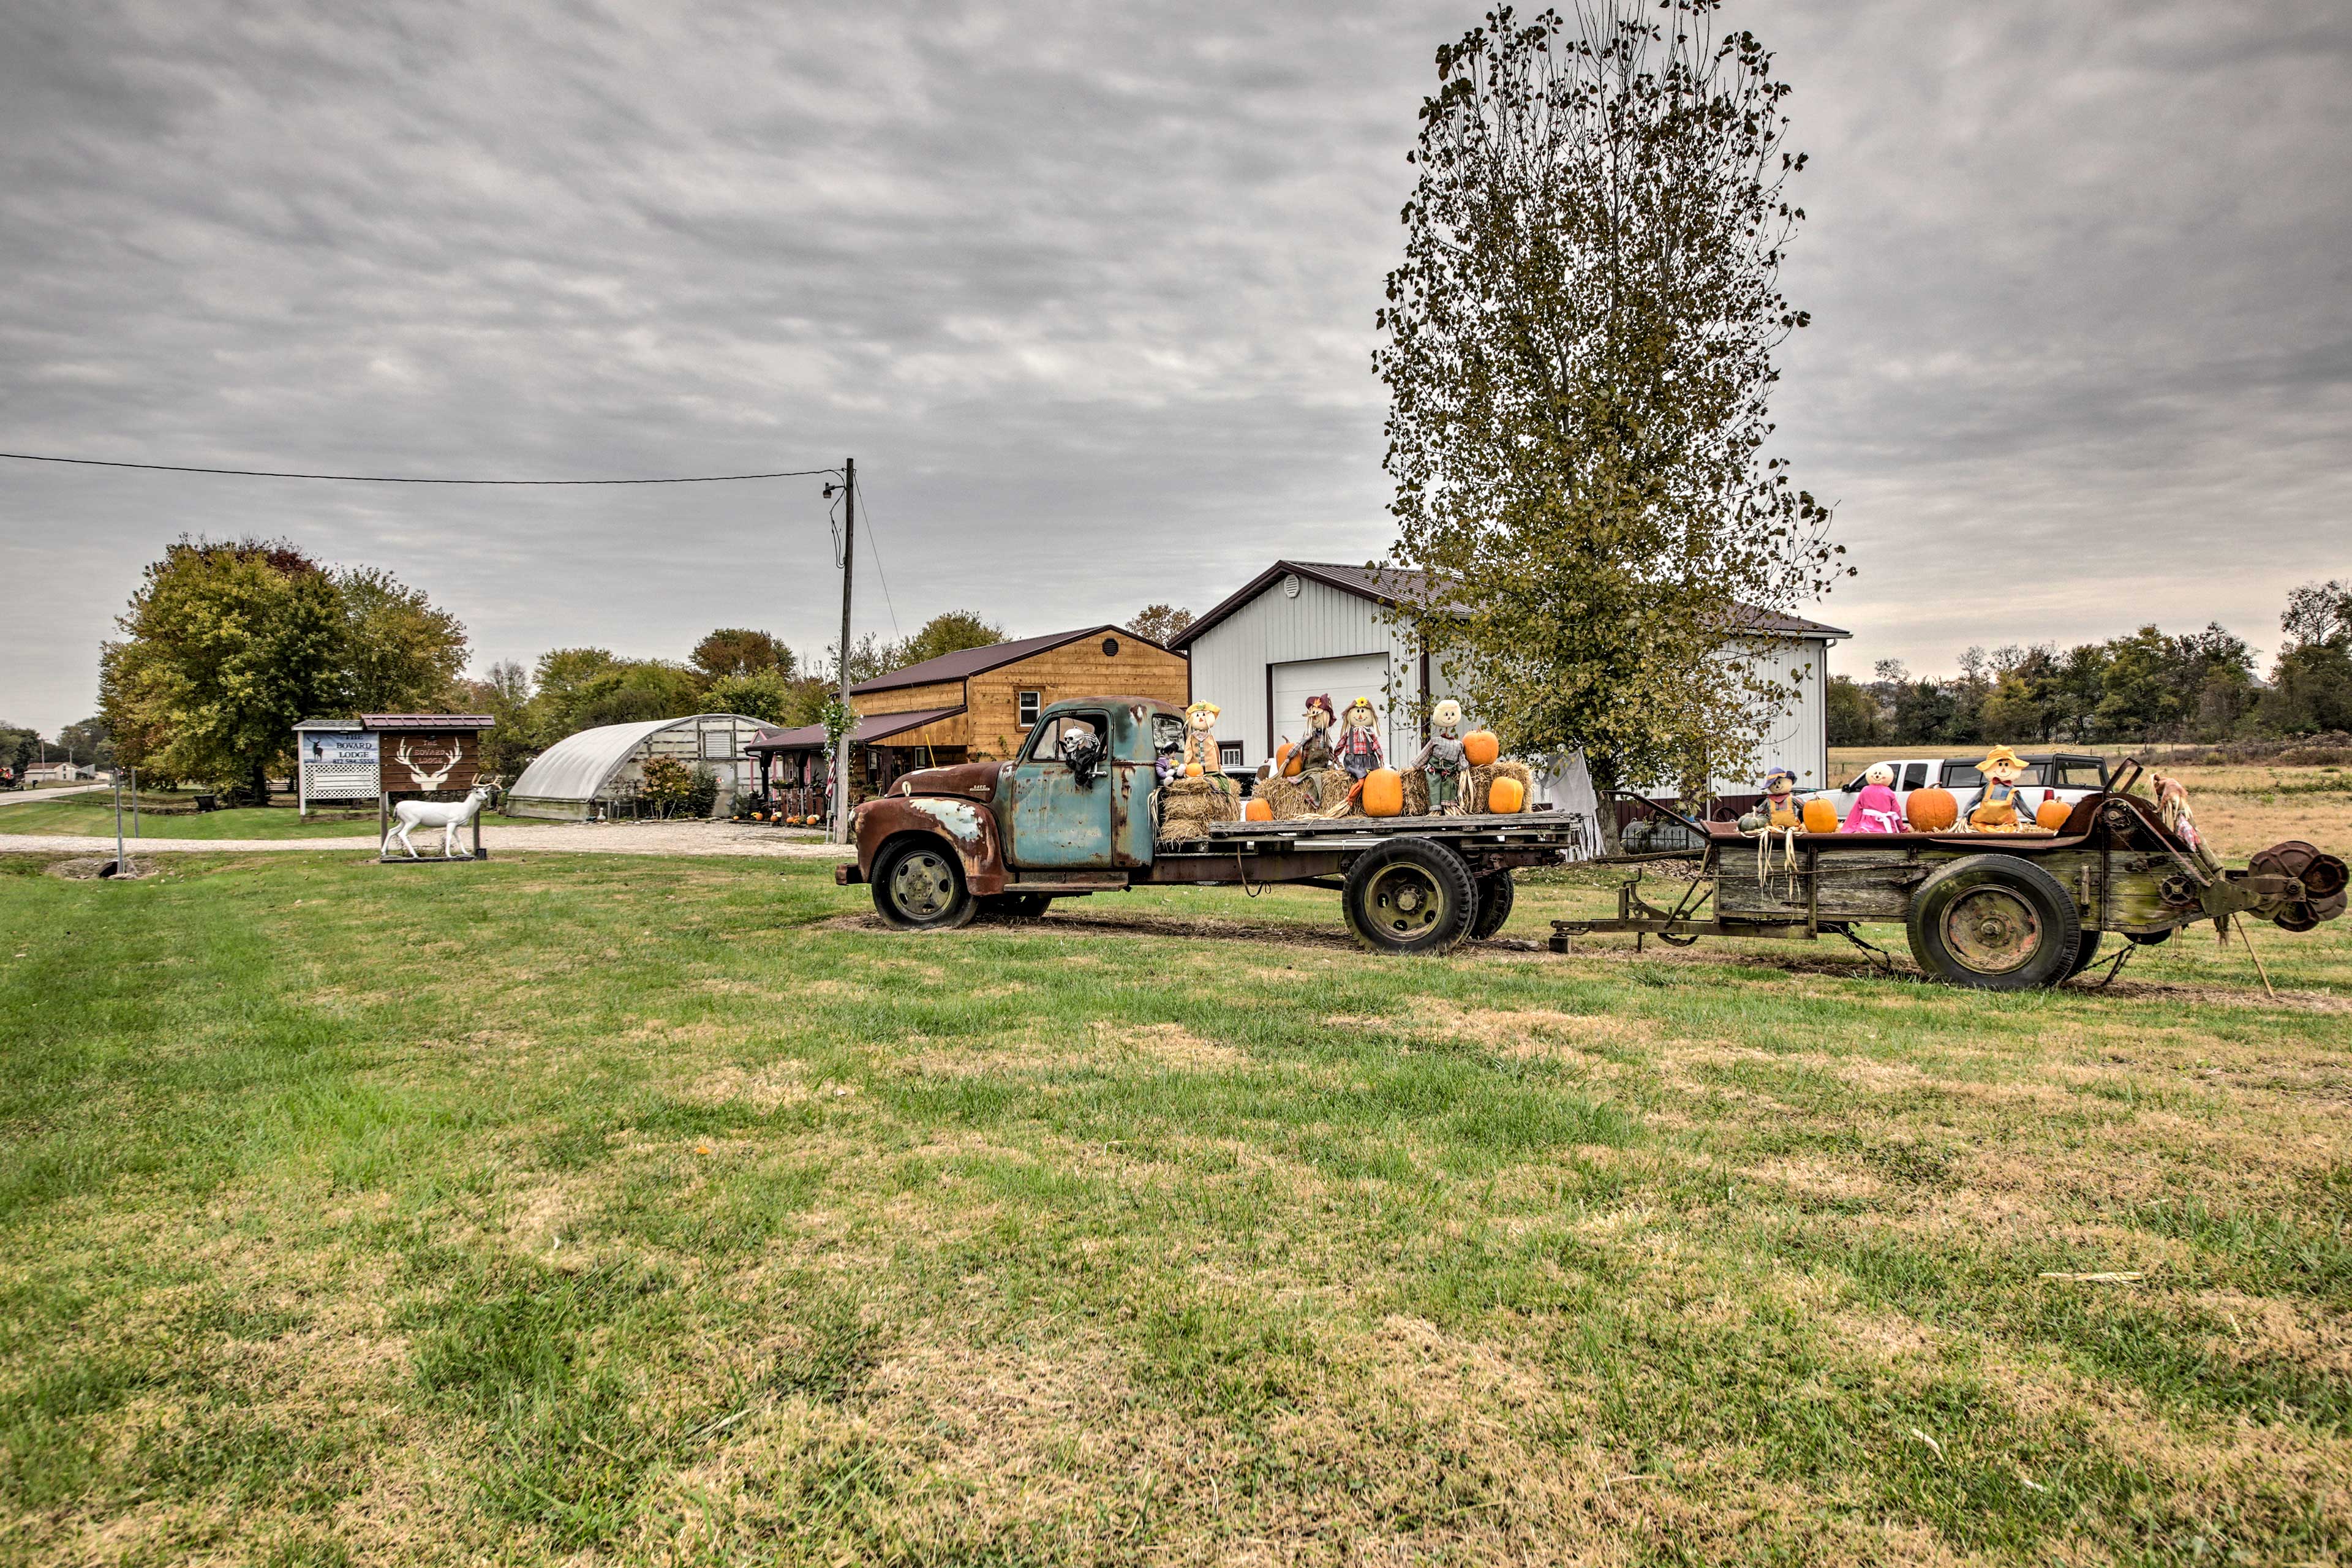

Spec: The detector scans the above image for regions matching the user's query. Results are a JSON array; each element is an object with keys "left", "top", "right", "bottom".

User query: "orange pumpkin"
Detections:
[
  {"left": 2036, "top": 796, "right": 2072, "bottom": 831},
  {"left": 1185, "top": 763, "right": 1202, "bottom": 778},
  {"left": 1245, "top": 796, "right": 1273, "bottom": 821},
  {"left": 1487, "top": 775, "right": 1526, "bottom": 814},
  {"left": 1463, "top": 729, "right": 1501, "bottom": 767},
  {"left": 1803, "top": 797, "right": 1840, "bottom": 834},
  {"left": 1906, "top": 786, "right": 1959, "bottom": 832},
  {"left": 1361, "top": 767, "right": 1404, "bottom": 818}
]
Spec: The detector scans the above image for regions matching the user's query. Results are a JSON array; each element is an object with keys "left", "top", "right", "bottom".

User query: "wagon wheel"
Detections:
[
  {"left": 1343, "top": 839, "right": 1476, "bottom": 955},
  {"left": 1469, "top": 872, "right": 1517, "bottom": 940},
  {"left": 1905, "top": 854, "right": 2080, "bottom": 991},
  {"left": 2065, "top": 929, "right": 2105, "bottom": 979}
]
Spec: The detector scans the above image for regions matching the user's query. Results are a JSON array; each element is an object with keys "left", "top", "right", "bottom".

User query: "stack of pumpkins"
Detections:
[{"left": 1313, "top": 728, "right": 1534, "bottom": 820}]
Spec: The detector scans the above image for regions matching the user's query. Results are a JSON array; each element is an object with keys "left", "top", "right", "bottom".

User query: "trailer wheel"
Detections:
[
  {"left": 1343, "top": 839, "right": 1477, "bottom": 955},
  {"left": 2065, "top": 929, "right": 2105, "bottom": 979},
  {"left": 873, "top": 839, "right": 975, "bottom": 930},
  {"left": 1470, "top": 872, "right": 1516, "bottom": 940},
  {"left": 1906, "top": 854, "right": 2080, "bottom": 990}
]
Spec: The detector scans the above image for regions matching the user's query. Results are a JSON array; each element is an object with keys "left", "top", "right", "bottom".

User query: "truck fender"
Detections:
[{"left": 854, "top": 796, "right": 1009, "bottom": 896}]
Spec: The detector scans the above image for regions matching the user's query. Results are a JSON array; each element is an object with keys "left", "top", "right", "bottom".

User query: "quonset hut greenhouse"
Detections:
[{"left": 503, "top": 714, "right": 771, "bottom": 821}]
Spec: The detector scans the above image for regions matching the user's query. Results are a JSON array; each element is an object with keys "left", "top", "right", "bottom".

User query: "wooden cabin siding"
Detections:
[
  {"left": 857, "top": 679, "right": 964, "bottom": 716},
  {"left": 965, "top": 639, "right": 1189, "bottom": 760}
]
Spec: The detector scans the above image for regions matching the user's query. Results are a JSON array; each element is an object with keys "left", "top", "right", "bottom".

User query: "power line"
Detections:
[
  {"left": 0, "top": 450, "right": 840, "bottom": 485},
  {"left": 853, "top": 472, "right": 902, "bottom": 639}
]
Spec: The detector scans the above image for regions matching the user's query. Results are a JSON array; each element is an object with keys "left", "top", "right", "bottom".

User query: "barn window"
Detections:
[
  {"left": 1019, "top": 691, "right": 1041, "bottom": 728},
  {"left": 1219, "top": 743, "right": 1243, "bottom": 768}
]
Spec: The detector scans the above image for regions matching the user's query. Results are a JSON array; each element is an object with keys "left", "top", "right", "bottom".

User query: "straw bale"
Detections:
[
  {"left": 1401, "top": 766, "right": 1430, "bottom": 817},
  {"left": 1157, "top": 774, "right": 1238, "bottom": 841},
  {"left": 1488, "top": 758, "right": 1534, "bottom": 813},
  {"left": 1467, "top": 763, "right": 1493, "bottom": 812},
  {"left": 1310, "top": 767, "right": 1354, "bottom": 812},
  {"left": 1257, "top": 774, "right": 1321, "bottom": 820}
]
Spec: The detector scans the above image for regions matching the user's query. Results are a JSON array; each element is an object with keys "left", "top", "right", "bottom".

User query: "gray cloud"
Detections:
[{"left": 3, "top": 0, "right": 2348, "bottom": 732}]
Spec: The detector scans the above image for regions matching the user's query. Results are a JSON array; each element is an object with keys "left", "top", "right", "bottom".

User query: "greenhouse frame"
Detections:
[{"left": 503, "top": 713, "right": 772, "bottom": 821}]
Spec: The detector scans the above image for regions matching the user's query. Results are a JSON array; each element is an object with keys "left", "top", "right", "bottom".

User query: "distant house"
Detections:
[
  {"left": 1171, "top": 559, "right": 1849, "bottom": 793},
  {"left": 23, "top": 761, "right": 99, "bottom": 784},
  {"left": 747, "top": 625, "right": 1189, "bottom": 800}
]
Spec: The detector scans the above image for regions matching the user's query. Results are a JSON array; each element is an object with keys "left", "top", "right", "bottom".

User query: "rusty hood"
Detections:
[{"left": 892, "top": 761, "right": 1002, "bottom": 801}]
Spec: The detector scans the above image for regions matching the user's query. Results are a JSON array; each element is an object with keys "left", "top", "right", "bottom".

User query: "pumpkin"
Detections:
[
  {"left": 1245, "top": 796, "right": 1273, "bottom": 821},
  {"left": 1803, "top": 797, "right": 1840, "bottom": 834},
  {"left": 2036, "top": 796, "right": 2072, "bottom": 831},
  {"left": 1463, "top": 729, "right": 1501, "bottom": 767},
  {"left": 1906, "top": 786, "right": 1959, "bottom": 832},
  {"left": 1361, "top": 767, "right": 1404, "bottom": 818},
  {"left": 1275, "top": 742, "right": 1298, "bottom": 777},
  {"left": 1185, "top": 763, "right": 1202, "bottom": 778},
  {"left": 1487, "top": 775, "right": 1526, "bottom": 814}
]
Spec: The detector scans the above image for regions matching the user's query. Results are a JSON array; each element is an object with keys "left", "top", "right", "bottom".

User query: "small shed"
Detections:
[{"left": 504, "top": 713, "right": 769, "bottom": 821}]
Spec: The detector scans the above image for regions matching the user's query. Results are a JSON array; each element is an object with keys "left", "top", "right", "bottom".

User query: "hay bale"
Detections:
[
  {"left": 1488, "top": 758, "right": 1534, "bottom": 813},
  {"left": 1401, "top": 766, "right": 1430, "bottom": 817},
  {"left": 1157, "top": 775, "right": 1238, "bottom": 840},
  {"left": 1465, "top": 763, "right": 1493, "bottom": 814},
  {"left": 1258, "top": 774, "right": 1320, "bottom": 820},
  {"left": 1310, "top": 767, "right": 1352, "bottom": 812}
]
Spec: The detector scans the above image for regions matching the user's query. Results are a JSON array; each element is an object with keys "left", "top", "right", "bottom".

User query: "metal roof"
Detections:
[
  {"left": 506, "top": 713, "right": 764, "bottom": 803},
  {"left": 745, "top": 706, "right": 965, "bottom": 752},
  {"left": 360, "top": 712, "right": 495, "bottom": 730},
  {"left": 1170, "top": 559, "right": 1849, "bottom": 646},
  {"left": 851, "top": 625, "right": 1177, "bottom": 695}
]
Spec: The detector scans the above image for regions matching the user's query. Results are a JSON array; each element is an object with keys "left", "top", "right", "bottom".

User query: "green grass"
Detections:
[
  {"left": 2, "top": 849, "right": 2350, "bottom": 1564},
  {"left": 0, "top": 793, "right": 544, "bottom": 839}
]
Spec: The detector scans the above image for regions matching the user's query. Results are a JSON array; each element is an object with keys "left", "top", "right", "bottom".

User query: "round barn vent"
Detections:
[
  {"left": 1282, "top": 573, "right": 1302, "bottom": 598},
  {"left": 1101, "top": 636, "right": 1120, "bottom": 656}
]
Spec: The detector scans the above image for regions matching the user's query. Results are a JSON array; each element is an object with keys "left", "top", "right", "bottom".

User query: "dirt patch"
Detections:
[
  {"left": 44, "top": 855, "right": 160, "bottom": 880},
  {"left": 1096, "top": 1021, "right": 1245, "bottom": 1070}
]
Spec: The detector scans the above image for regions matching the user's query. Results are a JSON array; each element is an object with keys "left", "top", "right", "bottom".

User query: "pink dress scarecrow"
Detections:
[{"left": 1844, "top": 763, "right": 1902, "bottom": 834}]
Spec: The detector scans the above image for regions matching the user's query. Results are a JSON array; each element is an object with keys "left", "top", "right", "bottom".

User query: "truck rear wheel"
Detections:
[
  {"left": 1470, "top": 872, "right": 1516, "bottom": 940},
  {"left": 2065, "top": 929, "right": 2105, "bottom": 979},
  {"left": 1905, "top": 854, "right": 2080, "bottom": 990},
  {"left": 873, "top": 839, "right": 975, "bottom": 930},
  {"left": 1343, "top": 839, "right": 1476, "bottom": 955}
]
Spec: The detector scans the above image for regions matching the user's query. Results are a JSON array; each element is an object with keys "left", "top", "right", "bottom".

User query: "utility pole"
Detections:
[{"left": 833, "top": 456, "right": 856, "bottom": 845}]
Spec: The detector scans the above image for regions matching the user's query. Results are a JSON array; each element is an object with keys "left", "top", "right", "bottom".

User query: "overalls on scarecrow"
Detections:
[{"left": 1412, "top": 698, "right": 1469, "bottom": 816}]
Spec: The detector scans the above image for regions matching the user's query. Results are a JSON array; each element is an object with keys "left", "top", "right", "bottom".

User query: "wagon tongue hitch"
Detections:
[{"left": 2234, "top": 841, "right": 2350, "bottom": 933}]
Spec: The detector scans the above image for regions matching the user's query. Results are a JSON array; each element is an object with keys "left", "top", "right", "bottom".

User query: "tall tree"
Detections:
[
  {"left": 691, "top": 628, "right": 795, "bottom": 680},
  {"left": 338, "top": 567, "right": 470, "bottom": 713},
  {"left": 1375, "top": 3, "right": 1844, "bottom": 802},
  {"left": 1126, "top": 605, "right": 1194, "bottom": 646},
  {"left": 99, "top": 538, "right": 347, "bottom": 798},
  {"left": 890, "top": 611, "right": 1006, "bottom": 669}
]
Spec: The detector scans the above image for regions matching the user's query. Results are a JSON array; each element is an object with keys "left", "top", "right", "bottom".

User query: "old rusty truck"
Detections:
[
  {"left": 837, "top": 696, "right": 1590, "bottom": 954},
  {"left": 1553, "top": 756, "right": 2347, "bottom": 989}
]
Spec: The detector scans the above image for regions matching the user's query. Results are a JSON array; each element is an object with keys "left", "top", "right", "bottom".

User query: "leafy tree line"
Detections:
[{"left": 1826, "top": 579, "right": 2352, "bottom": 748}]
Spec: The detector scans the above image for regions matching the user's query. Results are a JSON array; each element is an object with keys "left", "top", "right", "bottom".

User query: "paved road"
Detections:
[
  {"left": 0, "top": 820, "right": 856, "bottom": 859},
  {"left": 0, "top": 783, "right": 111, "bottom": 807}
]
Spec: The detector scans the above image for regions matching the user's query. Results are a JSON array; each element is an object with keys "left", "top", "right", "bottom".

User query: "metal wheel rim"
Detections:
[
  {"left": 1366, "top": 863, "right": 1449, "bottom": 941},
  {"left": 889, "top": 850, "right": 957, "bottom": 920},
  {"left": 1941, "top": 886, "right": 2041, "bottom": 974}
]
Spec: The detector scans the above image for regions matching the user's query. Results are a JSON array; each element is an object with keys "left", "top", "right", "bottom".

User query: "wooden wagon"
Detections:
[{"left": 1552, "top": 761, "right": 2347, "bottom": 989}]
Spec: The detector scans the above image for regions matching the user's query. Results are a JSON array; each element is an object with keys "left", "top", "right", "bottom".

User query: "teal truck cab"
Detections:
[{"left": 838, "top": 696, "right": 1594, "bottom": 953}]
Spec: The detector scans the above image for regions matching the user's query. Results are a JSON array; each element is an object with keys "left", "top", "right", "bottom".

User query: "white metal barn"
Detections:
[
  {"left": 1170, "top": 560, "right": 1849, "bottom": 795},
  {"left": 503, "top": 713, "right": 771, "bottom": 821}
]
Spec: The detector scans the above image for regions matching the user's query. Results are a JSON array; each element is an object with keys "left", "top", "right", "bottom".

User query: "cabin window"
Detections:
[{"left": 1018, "top": 690, "right": 1042, "bottom": 729}]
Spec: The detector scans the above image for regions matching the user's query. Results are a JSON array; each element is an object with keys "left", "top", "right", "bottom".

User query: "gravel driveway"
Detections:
[{"left": 0, "top": 820, "right": 856, "bottom": 859}]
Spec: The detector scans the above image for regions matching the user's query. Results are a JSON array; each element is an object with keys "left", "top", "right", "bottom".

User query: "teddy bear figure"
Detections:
[
  {"left": 1331, "top": 695, "right": 1384, "bottom": 782},
  {"left": 1414, "top": 698, "right": 1469, "bottom": 815}
]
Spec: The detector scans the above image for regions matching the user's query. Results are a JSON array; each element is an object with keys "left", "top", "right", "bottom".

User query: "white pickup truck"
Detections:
[{"left": 1819, "top": 752, "right": 2109, "bottom": 824}]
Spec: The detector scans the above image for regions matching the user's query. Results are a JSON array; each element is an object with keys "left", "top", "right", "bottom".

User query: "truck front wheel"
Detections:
[
  {"left": 873, "top": 839, "right": 976, "bottom": 930},
  {"left": 1343, "top": 839, "right": 1476, "bottom": 955},
  {"left": 1905, "top": 854, "right": 2080, "bottom": 990}
]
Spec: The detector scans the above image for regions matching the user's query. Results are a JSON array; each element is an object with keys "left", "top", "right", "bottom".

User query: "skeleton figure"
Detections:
[
  {"left": 1413, "top": 698, "right": 1469, "bottom": 815},
  {"left": 1331, "top": 696, "right": 1384, "bottom": 780},
  {"left": 1057, "top": 723, "right": 1104, "bottom": 788}
]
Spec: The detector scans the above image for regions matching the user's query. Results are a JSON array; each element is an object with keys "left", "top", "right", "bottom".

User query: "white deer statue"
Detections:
[{"left": 384, "top": 782, "right": 496, "bottom": 861}]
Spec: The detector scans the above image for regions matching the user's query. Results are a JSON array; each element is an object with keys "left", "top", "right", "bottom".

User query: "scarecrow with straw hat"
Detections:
[
  {"left": 1739, "top": 766, "right": 1809, "bottom": 892},
  {"left": 1964, "top": 744, "right": 2040, "bottom": 834}
]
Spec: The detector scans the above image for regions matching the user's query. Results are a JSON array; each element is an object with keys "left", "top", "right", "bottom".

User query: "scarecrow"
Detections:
[
  {"left": 1179, "top": 700, "right": 1231, "bottom": 791},
  {"left": 1739, "top": 766, "right": 1807, "bottom": 891},
  {"left": 1963, "top": 745, "right": 2037, "bottom": 833},
  {"left": 1331, "top": 695, "right": 1384, "bottom": 782},
  {"left": 1843, "top": 763, "right": 1902, "bottom": 834},
  {"left": 1412, "top": 698, "right": 1470, "bottom": 816},
  {"left": 1287, "top": 694, "right": 1336, "bottom": 775}
]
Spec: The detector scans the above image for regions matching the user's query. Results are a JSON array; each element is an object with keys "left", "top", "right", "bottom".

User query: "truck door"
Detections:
[{"left": 1008, "top": 711, "right": 1117, "bottom": 869}]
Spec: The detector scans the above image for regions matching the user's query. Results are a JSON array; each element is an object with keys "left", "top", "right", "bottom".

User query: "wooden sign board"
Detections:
[{"left": 377, "top": 731, "right": 481, "bottom": 794}]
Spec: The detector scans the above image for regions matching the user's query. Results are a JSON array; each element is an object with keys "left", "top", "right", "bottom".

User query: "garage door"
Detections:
[{"left": 1269, "top": 654, "right": 1397, "bottom": 767}]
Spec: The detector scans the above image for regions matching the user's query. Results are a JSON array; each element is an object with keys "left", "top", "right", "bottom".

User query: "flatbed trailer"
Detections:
[
  {"left": 1551, "top": 763, "right": 2346, "bottom": 989},
  {"left": 837, "top": 695, "right": 1596, "bottom": 953}
]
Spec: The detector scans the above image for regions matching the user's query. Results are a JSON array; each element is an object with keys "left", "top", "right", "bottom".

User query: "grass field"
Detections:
[
  {"left": 0, "top": 793, "right": 546, "bottom": 840},
  {"left": 3, "top": 793, "right": 2350, "bottom": 1563}
]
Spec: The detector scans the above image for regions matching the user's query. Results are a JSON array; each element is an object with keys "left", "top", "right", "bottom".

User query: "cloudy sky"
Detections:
[{"left": 3, "top": 0, "right": 2347, "bottom": 734}]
